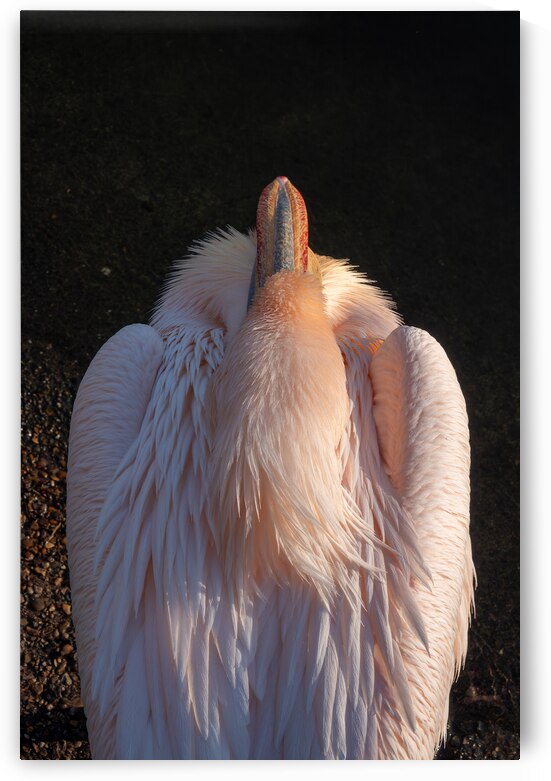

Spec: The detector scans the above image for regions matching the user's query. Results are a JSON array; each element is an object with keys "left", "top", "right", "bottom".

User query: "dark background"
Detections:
[{"left": 20, "top": 11, "right": 519, "bottom": 760}]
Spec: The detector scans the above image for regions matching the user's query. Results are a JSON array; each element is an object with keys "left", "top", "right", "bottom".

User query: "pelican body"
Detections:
[{"left": 67, "top": 177, "right": 474, "bottom": 759}]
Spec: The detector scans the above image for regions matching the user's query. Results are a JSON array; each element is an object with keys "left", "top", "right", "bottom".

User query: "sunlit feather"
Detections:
[{"left": 67, "top": 178, "right": 474, "bottom": 759}]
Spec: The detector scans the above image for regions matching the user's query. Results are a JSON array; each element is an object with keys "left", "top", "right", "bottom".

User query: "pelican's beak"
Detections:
[{"left": 248, "top": 176, "right": 320, "bottom": 308}]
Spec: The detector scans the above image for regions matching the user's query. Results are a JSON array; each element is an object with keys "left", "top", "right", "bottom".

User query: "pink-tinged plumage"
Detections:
[{"left": 66, "top": 178, "right": 474, "bottom": 759}]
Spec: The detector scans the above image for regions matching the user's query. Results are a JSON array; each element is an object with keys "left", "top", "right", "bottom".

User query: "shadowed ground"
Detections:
[{"left": 20, "top": 11, "right": 519, "bottom": 759}]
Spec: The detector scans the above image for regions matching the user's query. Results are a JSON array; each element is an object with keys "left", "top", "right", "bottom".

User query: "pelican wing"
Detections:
[
  {"left": 243, "top": 323, "right": 474, "bottom": 760},
  {"left": 68, "top": 324, "right": 247, "bottom": 759},
  {"left": 66, "top": 324, "right": 164, "bottom": 755},
  {"left": 366, "top": 325, "right": 474, "bottom": 755}
]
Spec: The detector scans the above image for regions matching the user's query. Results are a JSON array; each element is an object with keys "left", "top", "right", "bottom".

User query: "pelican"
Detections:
[{"left": 66, "top": 176, "right": 474, "bottom": 759}]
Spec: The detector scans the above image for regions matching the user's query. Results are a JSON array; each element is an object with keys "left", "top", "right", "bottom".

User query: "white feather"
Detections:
[{"left": 66, "top": 227, "right": 473, "bottom": 759}]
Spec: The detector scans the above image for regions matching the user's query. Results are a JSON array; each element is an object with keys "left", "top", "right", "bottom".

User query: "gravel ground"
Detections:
[
  {"left": 21, "top": 342, "right": 90, "bottom": 758},
  {"left": 20, "top": 11, "right": 519, "bottom": 759}
]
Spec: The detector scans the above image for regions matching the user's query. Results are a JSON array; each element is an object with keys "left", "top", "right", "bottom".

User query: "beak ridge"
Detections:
[{"left": 249, "top": 177, "right": 309, "bottom": 307}]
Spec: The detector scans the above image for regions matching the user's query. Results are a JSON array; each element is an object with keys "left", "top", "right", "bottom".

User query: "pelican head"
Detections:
[{"left": 248, "top": 176, "right": 321, "bottom": 307}]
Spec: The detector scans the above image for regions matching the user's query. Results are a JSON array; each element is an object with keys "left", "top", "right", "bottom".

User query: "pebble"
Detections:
[{"left": 31, "top": 597, "right": 46, "bottom": 612}]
